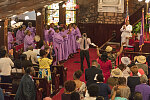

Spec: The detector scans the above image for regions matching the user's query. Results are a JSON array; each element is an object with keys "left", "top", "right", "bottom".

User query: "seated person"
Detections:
[{"left": 133, "top": 92, "right": 143, "bottom": 100}]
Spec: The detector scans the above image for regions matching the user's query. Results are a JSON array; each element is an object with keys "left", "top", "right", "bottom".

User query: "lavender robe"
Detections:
[
  {"left": 60, "top": 31, "right": 69, "bottom": 60},
  {"left": 49, "top": 28, "right": 55, "bottom": 42},
  {"left": 27, "top": 27, "right": 36, "bottom": 37},
  {"left": 16, "top": 30, "right": 25, "bottom": 44},
  {"left": 44, "top": 29, "right": 50, "bottom": 43},
  {"left": 53, "top": 32, "right": 64, "bottom": 62},
  {"left": 24, "top": 35, "right": 35, "bottom": 51},
  {"left": 8, "top": 32, "right": 14, "bottom": 50},
  {"left": 68, "top": 28, "right": 76, "bottom": 54},
  {"left": 74, "top": 27, "right": 81, "bottom": 49}
]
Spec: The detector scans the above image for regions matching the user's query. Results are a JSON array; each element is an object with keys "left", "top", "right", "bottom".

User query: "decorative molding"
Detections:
[{"left": 98, "top": 0, "right": 124, "bottom": 13}]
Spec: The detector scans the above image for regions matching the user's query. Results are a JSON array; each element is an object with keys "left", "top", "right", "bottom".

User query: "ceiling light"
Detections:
[
  {"left": 11, "top": 20, "right": 16, "bottom": 25},
  {"left": 12, "top": 15, "right": 16, "bottom": 17},
  {"left": 37, "top": 12, "right": 41, "bottom": 16},
  {"left": 23, "top": 11, "right": 29, "bottom": 14},
  {"left": 145, "top": 0, "right": 150, "bottom": 3},
  {"left": 25, "top": 16, "right": 29, "bottom": 20},
  {"left": 138, "top": 0, "right": 142, "bottom": 1}
]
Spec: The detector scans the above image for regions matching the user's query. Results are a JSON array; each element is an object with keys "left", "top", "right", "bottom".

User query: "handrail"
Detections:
[{"left": 132, "top": 18, "right": 142, "bottom": 27}]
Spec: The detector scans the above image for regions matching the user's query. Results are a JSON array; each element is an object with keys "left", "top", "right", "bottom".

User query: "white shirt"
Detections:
[
  {"left": 0, "top": 57, "right": 14, "bottom": 76},
  {"left": 77, "top": 37, "right": 91, "bottom": 50},
  {"left": 84, "top": 97, "right": 96, "bottom": 100}
]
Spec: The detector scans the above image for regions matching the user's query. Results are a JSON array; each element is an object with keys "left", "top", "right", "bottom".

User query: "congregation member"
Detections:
[
  {"left": 77, "top": 33, "right": 91, "bottom": 71},
  {"left": 8, "top": 29, "right": 15, "bottom": 50},
  {"left": 96, "top": 96, "right": 104, "bottom": 100},
  {"left": 98, "top": 52, "right": 112, "bottom": 83},
  {"left": 44, "top": 24, "right": 50, "bottom": 44},
  {"left": 134, "top": 55, "right": 148, "bottom": 75},
  {"left": 73, "top": 23, "right": 81, "bottom": 49},
  {"left": 133, "top": 92, "right": 143, "bottom": 100},
  {"left": 26, "top": 22, "right": 36, "bottom": 37},
  {"left": 16, "top": 26, "right": 25, "bottom": 44},
  {"left": 73, "top": 70, "right": 86, "bottom": 100},
  {"left": 111, "top": 77, "right": 130, "bottom": 99},
  {"left": 0, "top": 49, "right": 14, "bottom": 83},
  {"left": 59, "top": 27, "right": 69, "bottom": 60},
  {"left": 84, "top": 84, "right": 99, "bottom": 100},
  {"left": 49, "top": 23, "right": 55, "bottom": 42},
  {"left": 96, "top": 74, "right": 111, "bottom": 100},
  {"left": 15, "top": 67, "right": 36, "bottom": 100},
  {"left": 53, "top": 27, "right": 64, "bottom": 65},
  {"left": 22, "top": 25, "right": 26, "bottom": 33},
  {"left": 85, "top": 60, "right": 102, "bottom": 87},
  {"left": 61, "top": 80, "right": 76, "bottom": 100},
  {"left": 24, "top": 30, "right": 35, "bottom": 51},
  {"left": 127, "top": 61, "right": 141, "bottom": 100},
  {"left": 120, "top": 20, "right": 132, "bottom": 47},
  {"left": 23, "top": 46, "right": 38, "bottom": 65},
  {"left": 135, "top": 74, "right": 150, "bottom": 100}
]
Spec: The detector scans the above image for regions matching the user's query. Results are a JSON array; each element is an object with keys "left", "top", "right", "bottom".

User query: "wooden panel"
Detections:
[{"left": 78, "top": 23, "right": 122, "bottom": 47}]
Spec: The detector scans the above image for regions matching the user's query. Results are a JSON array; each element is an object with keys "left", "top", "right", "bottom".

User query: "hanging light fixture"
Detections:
[
  {"left": 37, "top": 12, "right": 41, "bottom": 16},
  {"left": 145, "top": 0, "right": 150, "bottom": 3},
  {"left": 138, "top": 0, "right": 142, "bottom": 1},
  {"left": 25, "top": 16, "right": 29, "bottom": 20}
]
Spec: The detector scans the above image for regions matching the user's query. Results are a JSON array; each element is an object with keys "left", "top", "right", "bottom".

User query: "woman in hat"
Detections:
[
  {"left": 98, "top": 52, "right": 112, "bottom": 83},
  {"left": 134, "top": 55, "right": 148, "bottom": 75}
]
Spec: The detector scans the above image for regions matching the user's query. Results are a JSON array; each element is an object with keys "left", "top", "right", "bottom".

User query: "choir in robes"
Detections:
[
  {"left": 44, "top": 25, "right": 50, "bottom": 44},
  {"left": 53, "top": 28, "right": 64, "bottom": 64},
  {"left": 49, "top": 23, "right": 55, "bottom": 42},
  {"left": 8, "top": 31, "right": 14, "bottom": 50},
  {"left": 24, "top": 30, "right": 35, "bottom": 51},
  {"left": 73, "top": 24, "right": 81, "bottom": 49},
  {"left": 26, "top": 22, "right": 36, "bottom": 38},
  {"left": 16, "top": 27, "right": 25, "bottom": 44}
]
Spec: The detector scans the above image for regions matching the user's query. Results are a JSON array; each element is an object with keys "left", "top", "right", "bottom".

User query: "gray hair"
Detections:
[{"left": 140, "top": 74, "right": 148, "bottom": 83}]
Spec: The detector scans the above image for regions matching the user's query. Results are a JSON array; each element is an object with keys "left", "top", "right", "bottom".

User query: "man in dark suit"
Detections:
[
  {"left": 85, "top": 60, "right": 102, "bottom": 87},
  {"left": 15, "top": 67, "right": 36, "bottom": 100}
]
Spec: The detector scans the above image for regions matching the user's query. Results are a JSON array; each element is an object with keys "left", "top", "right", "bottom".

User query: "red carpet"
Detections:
[{"left": 52, "top": 48, "right": 98, "bottom": 100}]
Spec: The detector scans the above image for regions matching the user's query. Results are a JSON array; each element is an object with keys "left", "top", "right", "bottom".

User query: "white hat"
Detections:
[
  {"left": 137, "top": 55, "right": 146, "bottom": 64},
  {"left": 111, "top": 68, "right": 123, "bottom": 77},
  {"left": 121, "top": 57, "right": 131, "bottom": 65},
  {"left": 105, "top": 46, "right": 112, "bottom": 52}
]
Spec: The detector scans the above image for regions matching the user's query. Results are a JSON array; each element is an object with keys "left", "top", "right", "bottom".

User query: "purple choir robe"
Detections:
[
  {"left": 68, "top": 28, "right": 76, "bottom": 54},
  {"left": 24, "top": 35, "right": 35, "bottom": 51},
  {"left": 16, "top": 30, "right": 25, "bottom": 44},
  {"left": 74, "top": 27, "right": 81, "bottom": 49},
  {"left": 26, "top": 27, "right": 36, "bottom": 37},
  {"left": 44, "top": 29, "right": 50, "bottom": 43},
  {"left": 8, "top": 32, "right": 14, "bottom": 50},
  {"left": 60, "top": 30, "right": 69, "bottom": 60},
  {"left": 49, "top": 28, "right": 55, "bottom": 42},
  {"left": 53, "top": 32, "right": 64, "bottom": 62}
]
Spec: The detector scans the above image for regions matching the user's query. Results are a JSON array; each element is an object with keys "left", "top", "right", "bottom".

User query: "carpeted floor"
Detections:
[{"left": 52, "top": 48, "right": 98, "bottom": 100}]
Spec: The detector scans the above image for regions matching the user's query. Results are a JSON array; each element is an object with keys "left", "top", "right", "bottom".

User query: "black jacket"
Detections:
[
  {"left": 15, "top": 74, "right": 36, "bottom": 100},
  {"left": 85, "top": 66, "right": 102, "bottom": 87}
]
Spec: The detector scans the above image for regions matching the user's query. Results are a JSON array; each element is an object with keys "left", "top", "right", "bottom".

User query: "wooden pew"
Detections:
[{"left": 51, "top": 72, "right": 60, "bottom": 94}]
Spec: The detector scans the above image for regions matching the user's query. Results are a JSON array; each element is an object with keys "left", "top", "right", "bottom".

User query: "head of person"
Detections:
[
  {"left": 0, "top": 46, "right": 7, "bottom": 51},
  {"left": 133, "top": 92, "right": 143, "bottom": 100},
  {"left": 117, "top": 64, "right": 126, "bottom": 71},
  {"left": 116, "top": 89, "right": 121, "bottom": 97},
  {"left": 22, "top": 25, "right": 26, "bottom": 31},
  {"left": 118, "top": 77, "right": 126, "bottom": 85},
  {"left": 25, "top": 29, "right": 31, "bottom": 36},
  {"left": 64, "top": 80, "right": 76, "bottom": 93},
  {"left": 97, "top": 74, "right": 104, "bottom": 82},
  {"left": 59, "top": 27, "right": 65, "bottom": 32},
  {"left": 64, "top": 24, "right": 68, "bottom": 30},
  {"left": 25, "top": 67, "right": 35, "bottom": 76},
  {"left": 105, "top": 46, "right": 112, "bottom": 53},
  {"left": 54, "top": 27, "right": 59, "bottom": 33},
  {"left": 101, "top": 52, "right": 108, "bottom": 62},
  {"left": 28, "top": 22, "right": 32, "bottom": 28},
  {"left": 72, "top": 23, "right": 77, "bottom": 28},
  {"left": 27, "top": 46, "right": 33, "bottom": 51},
  {"left": 92, "top": 60, "right": 98, "bottom": 67},
  {"left": 126, "top": 20, "right": 130, "bottom": 26},
  {"left": 71, "top": 92, "right": 80, "bottom": 100},
  {"left": 96, "top": 96, "right": 104, "bottom": 100},
  {"left": 44, "top": 24, "right": 48, "bottom": 30},
  {"left": 82, "top": 33, "right": 87, "bottom": 38},
  {"left": 40, "top": 49, "right": 47, "bottom": 58},
  {"left": 44, "top": 45, "right": 50, "bottom": 54},
  {"left": 20, "top": 54, "right": 27, "bottom": 61},
  {"left": 68, "top": 24, "right": 72, "bottom": 29},
  {"left": 73, "top": 70, "right": 82, "bottom": 80},
  {"left": 50, "top": 23, "right": 54, "bottom": 28},
  {"left": 0, "top": 49, "right": 6, "bottom": 58},
  {"left": 140, "top": 74, "right": 148, "bottom": 84},
  {"left": 111, "top": 68, "right": 123, "bottom": 78},
  {"left": 128, "top": 61, "right": 138, "bottom": 75},
  {"left": 121, "top": 57, "right": 131, "bottom": 66},
  {"left": 88, "top": 84, "right": 99, "bottom": 97}
]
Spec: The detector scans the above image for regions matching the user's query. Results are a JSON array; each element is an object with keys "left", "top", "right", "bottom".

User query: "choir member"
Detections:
[
  {"left": 26, "top": 22, "right": 36, "bottom": 38},
  {"left": 44, "top": 24, "right": 50, "bottom": 44},
  {"left": 49, "top": 23, "right": 55, "bottom": 42},
  {"left": 24, "top": 30, "right": 35, "bottom": 51},
  {"left": 8, "top": 29, "right": 15, "bottom": 50},
  {"left": 60, "top": 27, "right": 69, "bottom": 60},
  {"left": 16, "top": 26, "right": 25, "bottom": 44},
  {"left": 73, "top": 23, "right": 81, "bottom": 50},
  {"left": 53, "top": 27, "right": 64, "bottom": 65},
  {"left": 22, "top": 25, "right": 26, "bottom": 34}
]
